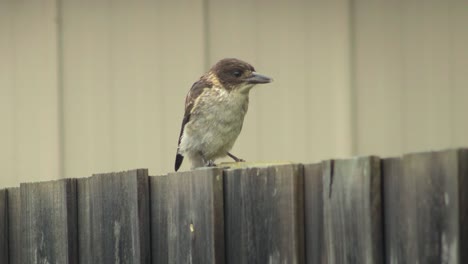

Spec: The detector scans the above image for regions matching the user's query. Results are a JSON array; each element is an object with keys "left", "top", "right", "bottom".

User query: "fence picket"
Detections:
[
  {"left": 224, "top": 164, "right": 304, "bottom": 263},
  {"left": 322, "top": 157, "right": 383, "bottom": 263},
  {"left": 150, "top": 168, "right": 224, "bottom": 264},
  {"left": 77, "top": 169, "right": 150, "bottom": 264},
  {"left": 20, "top": 179, "right": 78, "bottom": 264},
  {"left": 384, "top": 149, "right": 468, "bottom": 263},
  {"left": 0, "top": 149, "right": 465, "bottom": 263}
]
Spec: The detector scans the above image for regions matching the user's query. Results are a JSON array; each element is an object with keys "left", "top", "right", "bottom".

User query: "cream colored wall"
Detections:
[
  {"left": 1, "top": 0, "right": 467, "bottom": 186},
  {"left": 60, "top": 0, "right": 206, "bottom": 179},
  {"left": 0, "top": 0, "right": 61, "bottom": 186},
  {"left": 207, "top": 0, "right": 352, "bottom": 164},
  {"left": 354, "top": 0, "right": 468, "bottom": 157}
]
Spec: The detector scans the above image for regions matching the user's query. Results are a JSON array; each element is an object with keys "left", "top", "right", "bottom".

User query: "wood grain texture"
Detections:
[
  {"left": 0, "top": 189, "right": 7, "bottom": 263},
  {"left": 459, "top": 149, "right": 468, "bottom": 263},
  {"left": 382, "top": 157, "right": 408, "bottom": 263},
  {"left": 224, "top": 164, "right": 304, "bottom": 263},
  {"left": 149, "top": 175, "right": 168, "bottom": 264},
  {"left": 20, "top": 179, "right": 78, "bottom": 264},
  {"left": 322, "top": 157, "right": 383, "bottom": 264},
  {"left": 384, "top": 149, "right": 468, "bottom": 263},
  {"left": 77, "top": 169, "right": 150, "bottom": 264},
  {"left": 7, "top": 187, "right": 21, "bottom": 264},
  {"left": 150, "top": 168, "right": 224, "bottom": 264},
  {"left": 303, "top": 163, "right": 324, "bottom": 264}
]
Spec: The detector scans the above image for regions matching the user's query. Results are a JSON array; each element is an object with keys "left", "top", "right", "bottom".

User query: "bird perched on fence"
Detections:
[{"left": 175, "top": 58, "right": 273, "bottom": 171}]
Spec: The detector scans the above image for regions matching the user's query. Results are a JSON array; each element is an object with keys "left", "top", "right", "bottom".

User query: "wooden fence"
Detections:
[{"left": 0, "top": 149, "right": 467, "bottom": 263}]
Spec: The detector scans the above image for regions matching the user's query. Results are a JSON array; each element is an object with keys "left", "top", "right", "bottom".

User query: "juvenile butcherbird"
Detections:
[{"left": 174, "top": 58, "right": 272, "bottom": 171}]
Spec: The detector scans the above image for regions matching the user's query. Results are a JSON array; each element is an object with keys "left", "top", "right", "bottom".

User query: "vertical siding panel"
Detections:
[
  {"left": 254, "top": 0, "right": 308, "bottom": 162},
  {"left": 451, "top": 0, "right": 468, "bottom": 146},
  {"left": 15, "top": 0, "right": 61, "bottom": 182},
  {"left": 61, "top": 0, "right": 114, "bottom": 178},
  {"left": 0, "top": 0, "right": 17, "bottom": 187},
  {"left": 157, "top": 0, "right": 206, "bottom": 173},
  {"left": 108, "top": 1, "right": 164, "bottom": 172},
  {"left": 0, "top": 0, "right": 60, "bottom": 185},
  {"left": 401, "top": 0, "right": 452, "bottom": 152},
  {"left": 108, "top": 0, "right": 205, "bottom": 174},
  {"left": 207, "top": 0, "right": 260, "bottom": 163},
  {"left": 62, "top": 0, "right": 205, "bottom": 177},
  {"left": 208, "top": 0, "right": 352, "bottom": 164},
  {"left": 305, "top": 0, "right": 352, "bottom": 160},
  {"left": 353, "top": 0, "right": 404, "bottom": 156},
  {"left": 354, "top": 0, "right": 465, "bottom": 156}
]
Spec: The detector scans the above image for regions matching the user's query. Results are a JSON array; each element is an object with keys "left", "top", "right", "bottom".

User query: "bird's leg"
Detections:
[
  {"left": 227, "top": 152, "right": 245, "bottom": 162},
  {"left": 205, "top": 160, "right": 216, "bottom": 167},
  {"left": 201, "top": 153, "right": 216, "bottom": 167}
]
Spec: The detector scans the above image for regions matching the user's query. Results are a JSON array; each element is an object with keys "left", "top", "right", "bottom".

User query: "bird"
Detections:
[{"left": 175, "top": 58, "right": 272, "bottom": 171}]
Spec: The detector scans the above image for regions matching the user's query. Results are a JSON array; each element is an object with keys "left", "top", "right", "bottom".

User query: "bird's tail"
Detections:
[{"left": 175, "top": 153, "right": 184, "bottom": 171}]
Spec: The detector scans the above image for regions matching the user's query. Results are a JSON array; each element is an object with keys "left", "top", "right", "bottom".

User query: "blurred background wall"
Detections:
[{"left": 1, "top": 0, "right": 467, "bottom": 186}]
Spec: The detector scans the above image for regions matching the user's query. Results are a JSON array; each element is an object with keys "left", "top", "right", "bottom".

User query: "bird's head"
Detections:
[{"left": 208, "top": 58, "right": 273, "bottom": 94}]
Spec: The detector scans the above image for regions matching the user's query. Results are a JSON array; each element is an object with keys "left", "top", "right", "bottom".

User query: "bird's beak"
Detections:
[{"left": 245, "top": 72, "right": 273, "bottom": 84}]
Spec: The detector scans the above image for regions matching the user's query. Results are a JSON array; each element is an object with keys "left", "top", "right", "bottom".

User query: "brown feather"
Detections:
[{"left": 174, "top": 78, "right": 213, "bottom": 171}]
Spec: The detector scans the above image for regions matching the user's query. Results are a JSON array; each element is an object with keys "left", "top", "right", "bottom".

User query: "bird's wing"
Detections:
[{"left": 175, "top": 78, "right": 213, "bottom": 171}]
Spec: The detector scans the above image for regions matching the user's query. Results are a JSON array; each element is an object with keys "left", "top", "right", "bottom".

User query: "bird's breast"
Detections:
[
  {"left": 181, "top": 88, "right": 249, "bottom": 158},
  {"left": 196, "top": 88, "right": 249, "bottom": 124}
]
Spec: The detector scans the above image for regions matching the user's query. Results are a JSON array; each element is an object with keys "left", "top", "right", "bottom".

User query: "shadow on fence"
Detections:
[{"left": 1, "top": 148, "right": 467, "bottom": 263}]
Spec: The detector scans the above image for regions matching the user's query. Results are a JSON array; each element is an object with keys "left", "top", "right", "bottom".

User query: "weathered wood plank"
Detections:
[
  {"left": 382, "top": 157, "right": 408, "bottom": 263},
  {"left": 150, "top": 168, "right": 224, "bottom": 264},
  {"left": 224, "top": 164, "right": 304, "bottom": 263},
  {"left": 20, "top": 179, "right": 78, "bottom": 264},
  {"left": 149, "top": 175, "right": 168, "bottom": 264},
  {"left": 322, "top": 157, "right": 383, "bottom": 263},
  {"left": 303, "top": 163, "right": 324, "bottom": 264},
  {"left": 0, "top": 189, "right": 7, "bottom": 263},
  {"left": 7, "top": 187, "right": 21, "bottom": 264},
  {"left": 77, "top": 169, "right": 150, "bottom": 264},
  {"left": 460, "top": 150, "right": 468, "bottom": 263},
  {"left": 384, "top": 149, "right": 468, "bottom": 263}
]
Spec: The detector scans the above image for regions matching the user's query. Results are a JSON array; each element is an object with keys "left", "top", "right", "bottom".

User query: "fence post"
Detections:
[
  {"left": 224, "top": 164, "right": 304, "bottom": 263},
  {"left": 77, "top": 169, "right": 150, "bottom": 264},
  {"left": 322, "top": 157, "right": 383, "bottom": 263},
  {"left": 383, "top": 149, "right": 468, "bottom": 263},
  {"left": 150, "top": 168, "right": 225, "bottom": 264},
  {"left": 20, "top": 179, "right": 78, "bottom": 264}
]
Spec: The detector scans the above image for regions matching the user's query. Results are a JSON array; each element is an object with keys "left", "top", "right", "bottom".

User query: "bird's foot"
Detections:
[
  {"left": 205, "top": 160, "right": 216, "bottom": 167},
  {"left": 227, "top": 152, "right": 245, "bottom": 162}
]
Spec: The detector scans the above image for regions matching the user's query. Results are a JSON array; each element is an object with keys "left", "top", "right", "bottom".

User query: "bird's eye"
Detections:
[{"left": 232, "top": 71, "right": 242, "bottom": 78}]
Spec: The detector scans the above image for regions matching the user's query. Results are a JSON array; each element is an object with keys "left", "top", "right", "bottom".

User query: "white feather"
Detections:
[{"left": 179, "top": 87, "right": 251, "bottom": 169}]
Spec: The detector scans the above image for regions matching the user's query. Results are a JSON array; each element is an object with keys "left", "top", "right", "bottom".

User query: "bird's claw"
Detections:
[{"left": 205, "top": 160, "right": 216, "bottom": 167}]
